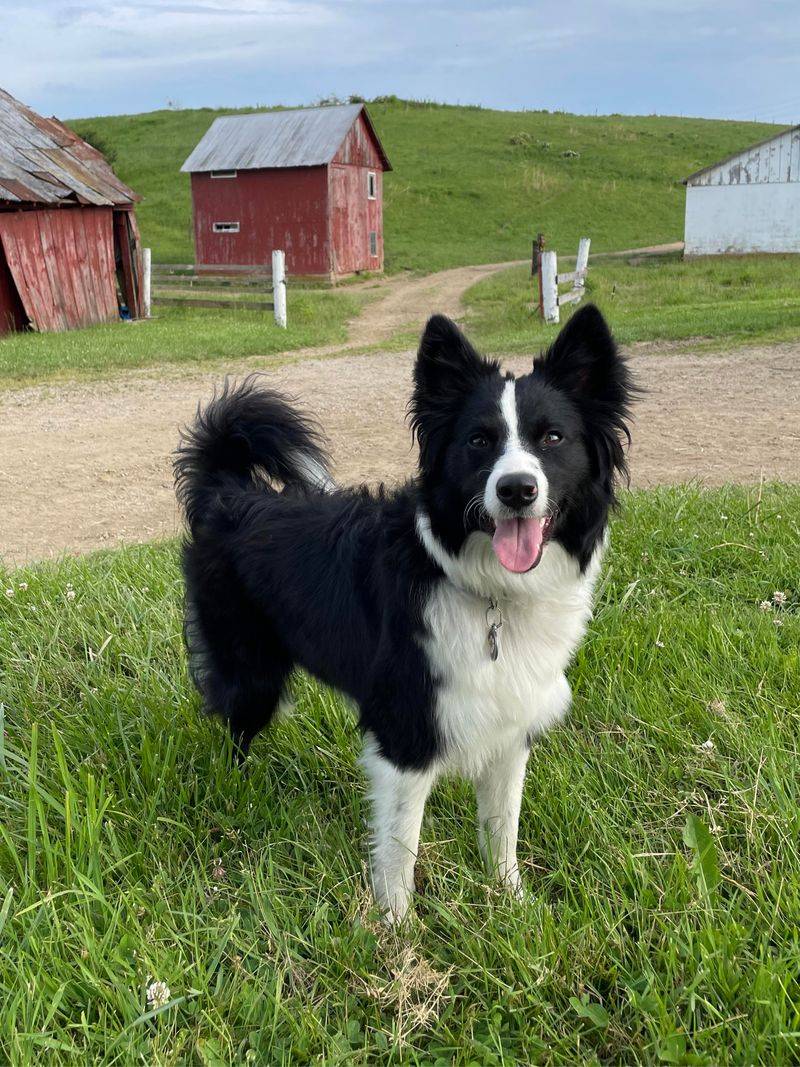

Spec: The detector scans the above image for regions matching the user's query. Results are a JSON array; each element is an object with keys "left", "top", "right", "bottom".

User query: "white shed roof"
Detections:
[
  {"left": 181, "top": 103, "right": 390, "bottom": 173},
  {"left": 684, "top": 125, "right": 800, "bottom": 187}
]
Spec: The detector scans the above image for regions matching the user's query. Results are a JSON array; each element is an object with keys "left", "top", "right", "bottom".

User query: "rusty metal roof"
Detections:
[
  {"left": 0, "top": 87, "right": 139, "bottom": 207},
  {"left": 181, "top": 103, "right": 390, "bottom": 173}
]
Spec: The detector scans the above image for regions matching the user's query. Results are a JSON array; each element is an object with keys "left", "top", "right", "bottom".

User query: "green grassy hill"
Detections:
[{"left": 70, "top": 100, "right": 781, "bottom": 271}]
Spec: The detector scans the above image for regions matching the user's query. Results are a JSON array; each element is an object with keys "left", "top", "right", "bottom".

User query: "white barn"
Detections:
[{"left": 683, "top": 126, "right": 800, "bottom": 255}]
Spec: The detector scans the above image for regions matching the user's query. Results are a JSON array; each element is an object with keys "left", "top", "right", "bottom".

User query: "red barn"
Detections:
[
  {"left": 181, "top": 104, "right": 391, "bottom": 279},
  {"left": 0, "top": 87, "right": 143, "bottom": 335}
]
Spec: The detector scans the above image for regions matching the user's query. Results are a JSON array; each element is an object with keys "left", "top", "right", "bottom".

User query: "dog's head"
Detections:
[{"left": 409, "top": 304, "right": 634, "bottom": 574}]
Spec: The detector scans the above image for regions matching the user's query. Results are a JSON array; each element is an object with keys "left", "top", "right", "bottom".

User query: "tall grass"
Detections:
[{"left": 1, "top": 485, "right": 798, "bottom": 1063}]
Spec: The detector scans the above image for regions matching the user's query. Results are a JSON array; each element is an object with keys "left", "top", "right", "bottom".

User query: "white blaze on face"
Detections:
[
  {"left": 484, "top": 379, "right": 548, "bottom": 517},
  {"left": 483, "top": 379, "right": 551, "bottom": 574}
]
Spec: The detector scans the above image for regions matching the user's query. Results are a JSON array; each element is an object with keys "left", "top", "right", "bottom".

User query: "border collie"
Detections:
[{"left": 175, "top": 304, "right": 634, "bottom": 923}]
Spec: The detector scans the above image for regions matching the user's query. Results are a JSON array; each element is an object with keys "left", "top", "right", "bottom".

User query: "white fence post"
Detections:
[
  {"left": 541, "top": 251, "right": 559, "bottom": 324},
  {"left": 142, "top": 247, "right": 151, "bottom": 319},
  {"left": 272, "top": 250, "right": 287, "bottom": 328},
  {"left": 574, "top": 237, "right": 591, "bottom": 294}
]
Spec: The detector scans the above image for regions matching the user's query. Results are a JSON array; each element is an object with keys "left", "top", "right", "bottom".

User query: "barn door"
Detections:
[
  {"left": 0, "top": 236, "right": 27, "bottom": 334},
  {"left": 113, "top": 208, "right": 143, "bottom": 319}
]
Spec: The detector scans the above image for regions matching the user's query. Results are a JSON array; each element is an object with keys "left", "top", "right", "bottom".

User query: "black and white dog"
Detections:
[{"left": 175, "top": 304, "right": 634, "bottom": 922}]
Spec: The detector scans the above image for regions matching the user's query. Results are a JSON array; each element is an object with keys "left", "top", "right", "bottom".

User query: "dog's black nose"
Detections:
[{"left": 496, "top": 474, "right": 538, "bottom": 511}]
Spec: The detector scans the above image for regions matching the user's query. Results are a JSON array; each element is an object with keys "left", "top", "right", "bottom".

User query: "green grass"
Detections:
[
  {"left": 0, "top": 291, "right": 362, "bottom": 386},
  {"left": 1, "top": 485, "right": 799, "bottom": 1063},
  {"left": 463, "top": 253, "right": 800, "bottom": 352},
  {"left": 69, "top": 100, "right": 782, "bottom": 271}
]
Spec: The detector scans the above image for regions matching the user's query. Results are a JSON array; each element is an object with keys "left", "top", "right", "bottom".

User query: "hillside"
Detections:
[{"left": 69, "top": 100, "right": 780, "bottom": 271}]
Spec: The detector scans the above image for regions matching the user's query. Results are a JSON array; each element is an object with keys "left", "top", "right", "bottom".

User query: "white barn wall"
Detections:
[{"left": 685, "top": 182, "right": 800, "bottom": 254}]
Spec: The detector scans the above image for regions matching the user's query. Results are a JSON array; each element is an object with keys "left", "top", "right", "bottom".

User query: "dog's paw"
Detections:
[
  {"left": 376, "top": 891, "right": 413, "bottom": 928},
  {"left": 275, "top": 695, "right": 296, "bottom": 721},
  {"left": 496, "top": 867, "right": 528, "bottom": 903}
]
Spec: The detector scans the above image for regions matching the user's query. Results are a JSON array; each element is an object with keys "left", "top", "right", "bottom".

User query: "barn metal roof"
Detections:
[
  {"left": 683, "top": 124, "right": 800, "bottom": 185},
  {"left": 181, "top": 103, "right": 391, "bottom": 173},
  {"left": 0, "top": 87, "right": 139, "bottom": 207}
]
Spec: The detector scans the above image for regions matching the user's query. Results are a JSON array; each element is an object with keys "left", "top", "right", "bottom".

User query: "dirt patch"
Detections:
[{"left": 1, "top": 340, "right": 798, "bottom": 568}]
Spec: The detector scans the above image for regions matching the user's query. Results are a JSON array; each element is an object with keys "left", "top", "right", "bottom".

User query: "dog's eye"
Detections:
[
  {"left": 543, "top": 430, "right": 563, "bottom": 446},
  {"left": 468, "top": 432, "right": 490, "bottom": 449}
]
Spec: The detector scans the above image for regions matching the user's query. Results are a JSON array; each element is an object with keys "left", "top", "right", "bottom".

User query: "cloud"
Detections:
[{"left": 0, "top": 0, "right": 798, "bottom": 122}]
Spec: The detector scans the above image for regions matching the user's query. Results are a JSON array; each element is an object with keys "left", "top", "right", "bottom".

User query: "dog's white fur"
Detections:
[{"left": 362, "top": 380, "right": 604, "bottom": 922}]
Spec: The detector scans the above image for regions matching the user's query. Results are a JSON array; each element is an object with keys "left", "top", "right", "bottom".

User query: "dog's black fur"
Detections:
[{"left": 175, "top": 305, "right": 633, "bottom": 769}]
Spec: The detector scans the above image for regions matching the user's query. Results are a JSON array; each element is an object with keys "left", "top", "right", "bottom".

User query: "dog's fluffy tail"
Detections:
[{"left": 174, "top": 375, "right": 333, "bottom": 531}]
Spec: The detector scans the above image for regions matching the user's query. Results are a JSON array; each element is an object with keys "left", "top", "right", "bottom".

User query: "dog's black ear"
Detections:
[
  {"left": 536, "top": 304, "right": 636, "bottom": 479},
  {"left": 409, "top": 315, "right": 497, "bottom": 468},
  {"left": 537, "top": 304, "right": 624, "bottom": 401},
  {"left": 415, "top": 314, "right": 488, "bottom": 389}
]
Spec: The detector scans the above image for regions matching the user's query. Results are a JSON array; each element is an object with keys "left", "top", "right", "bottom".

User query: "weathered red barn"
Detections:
[
  {"left": 0, "top": 88, "right": 143, "bottom": 335},
  {"left": 181, "top": 104, "right": 391, "bottom": 279}
]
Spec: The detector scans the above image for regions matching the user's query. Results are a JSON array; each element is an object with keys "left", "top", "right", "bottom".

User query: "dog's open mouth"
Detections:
[{"left": 486, "top": 515, "right": 553, "bottom": 573}]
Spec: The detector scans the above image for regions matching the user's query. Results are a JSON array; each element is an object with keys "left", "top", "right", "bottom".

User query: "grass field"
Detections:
[
  {"left": 68, "top": 100, "right": 780, "bottom": 271},
  {"left": 463, "top": 253, "right": 800, "bottom": 352},
  {"left": 0, "top": 291, "right": 362, "bottom": 387},
  {"left": 1, "top": 484, "right": 799, "bottom": 1064}
]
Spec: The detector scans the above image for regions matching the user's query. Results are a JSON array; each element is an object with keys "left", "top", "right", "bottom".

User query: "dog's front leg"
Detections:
[
  {"left": 474, "top": 741, "right": 530, "bottom": 897},
  {"left": 360, "top": 734, "right": 436, "bottom": 924}
]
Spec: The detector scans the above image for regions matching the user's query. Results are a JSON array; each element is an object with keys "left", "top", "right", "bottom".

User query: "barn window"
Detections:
[
  {"left": 369, "top": 231, "right": 378, "bottom": 257},
  {"left": 367, "top": 171, "right": 377, "bottom": 199},
  {"left": 210, "top": 170, "right": 237, "bottom": 179},
  {"left": 212, "top": 221, "right": 240, "bottom": 233}
]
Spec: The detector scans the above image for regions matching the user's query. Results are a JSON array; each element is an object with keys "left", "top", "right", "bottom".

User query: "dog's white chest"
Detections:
[{"left": 421, "top": 543, "right": 600, "bottom": 775}]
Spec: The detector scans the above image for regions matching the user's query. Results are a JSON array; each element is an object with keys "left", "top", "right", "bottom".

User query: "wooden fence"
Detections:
[
  {"left": 144, "top": 249, "right": 287, "bottom": 326},
  {"left": 536, "top": 237, "right": 591, "bottom": 324}
]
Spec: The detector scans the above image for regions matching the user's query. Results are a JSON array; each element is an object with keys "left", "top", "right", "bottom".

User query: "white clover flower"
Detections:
[
  {"left": 772, "top": 591, "right": 787, "bottom": 606},
  {"left": 759, "top": 600, "right": 773, "bottom": 612},
  {"left": 773, "top": 617, "right": 784, "bottom": 628},
  {"left": 4, "top": 588, "right": 13, "bottom": 598},
  {"left": 655, "top": 640, "right": 665, "bottom": 648},
  {"left": 700, "top": 738, "right": 715, "bottom": 751},
  {"left": 146, "top": 979, "right": 171, "bottom": 1010},
  {"left": 66, "top": 589, "right": 76, "bottom": 601},
  {"left": 18, "top": 582, "right": 28, "bottom": 591}
]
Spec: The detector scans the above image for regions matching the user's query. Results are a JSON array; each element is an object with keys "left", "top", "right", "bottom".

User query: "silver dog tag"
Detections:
[
  {"left": 486, "top": 599, "right": 503, "bottom": 661},
  {"left": 488, "top": 623, "right": 500, "bottom": 661}
]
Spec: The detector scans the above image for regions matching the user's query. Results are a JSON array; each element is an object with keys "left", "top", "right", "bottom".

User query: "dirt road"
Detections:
[
  {"left": 346, "top": 261, "right": 526, "bottom": 345},
  {"left": 2, "top": 339, "right": 798, "bottom": 567}
]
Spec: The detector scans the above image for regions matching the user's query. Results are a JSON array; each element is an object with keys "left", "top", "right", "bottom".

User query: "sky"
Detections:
[{"left": 1, "top": 0, "right": 799, "bottom": 123}]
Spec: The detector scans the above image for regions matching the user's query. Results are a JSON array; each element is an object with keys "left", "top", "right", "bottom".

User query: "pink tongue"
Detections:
[{"left": 492, "top": 517, "right": 544, "bottom": 573}]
